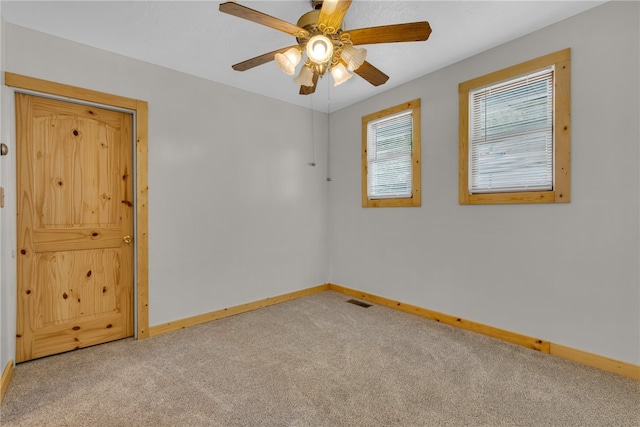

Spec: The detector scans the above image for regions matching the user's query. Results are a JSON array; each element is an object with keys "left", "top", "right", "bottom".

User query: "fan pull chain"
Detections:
[
  {"left": 326, "top": 81, "right": 332, "bottom": 182},
  {"left": 308, "top": 93, "right": 316, "bottom": 167}
]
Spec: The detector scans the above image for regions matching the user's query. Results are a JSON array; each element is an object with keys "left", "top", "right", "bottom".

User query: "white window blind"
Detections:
[
  {"left": 469, "top": 67, "right": 554, "bottom": 193},
  {"left": 367, "top": 110, "right": 413, "bottom": 199}
]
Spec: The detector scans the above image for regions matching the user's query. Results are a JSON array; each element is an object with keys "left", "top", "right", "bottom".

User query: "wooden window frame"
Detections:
[
  {"left": 458, "top": 48, "right": 571, "bottom": 205},
  {"left": 362, "top": 98, "right": 421, "bottom": 208}
]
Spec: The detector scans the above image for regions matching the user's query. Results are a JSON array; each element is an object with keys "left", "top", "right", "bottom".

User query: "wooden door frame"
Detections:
[{"left": 5, "top": 72, "right": 149, "bottom": 340}]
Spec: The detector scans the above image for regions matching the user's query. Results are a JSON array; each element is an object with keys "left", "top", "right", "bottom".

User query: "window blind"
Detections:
[
  {"left": 367, "top": 110, "right": 413, "bottom": 199},
  {"left": 469, "top": 67, "right": 554, "bottom": 193}
]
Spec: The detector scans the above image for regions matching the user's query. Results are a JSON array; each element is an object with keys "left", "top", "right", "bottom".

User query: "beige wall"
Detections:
[
  {"left": 328, "top": 1, "right": 640, "bottom": 364},
  {"left": 0, "top": 23, "right": 330, "bottom": 368}
]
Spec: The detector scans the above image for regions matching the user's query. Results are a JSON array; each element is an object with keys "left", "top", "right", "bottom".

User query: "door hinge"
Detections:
[{"left": 0, "top": 186, "right": 4, "bottom": 208}]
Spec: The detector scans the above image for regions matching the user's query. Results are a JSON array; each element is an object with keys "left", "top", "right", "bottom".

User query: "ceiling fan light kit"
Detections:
[
  {"left": 294, "top": 65, "right": 316, "bottom": 87},
  {"left": 330, "top": 62, "right": 353, "bottom": 86},
  {"left": 219, "top": 0, "right": 432, "bottom": 95},
  {"left": 341, "top": 44, "right": 367, "bottom": 72},
  {"left": 275, "top": 47, "right": 302, "bottom": 75},
  {"left": 306, "top": 35, "right": 334, "bottom": 64}
]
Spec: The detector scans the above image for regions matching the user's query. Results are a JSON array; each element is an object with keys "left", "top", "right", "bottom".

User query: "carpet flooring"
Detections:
[{"left": 1, "top": 291, "right": 638, "bottom": 426}]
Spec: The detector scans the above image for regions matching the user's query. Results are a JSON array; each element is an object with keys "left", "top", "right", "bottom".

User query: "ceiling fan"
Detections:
[{"left": 219, "top": 0, "right": 432, "bottom": 95}]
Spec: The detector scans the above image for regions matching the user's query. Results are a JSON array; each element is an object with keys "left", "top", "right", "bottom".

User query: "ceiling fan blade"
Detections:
[
  {"left": 219, "top": 2, "right": 309, "bottom": 37},
  {"left": 232, "top": 46, "right": 298, "bottom": 71},
  {"left": 353, "top": 61, "right": 389, "bottom": 87},
  {"left": 317, "top": 0, "right": 352, "bottom": 33},
  {"left": 347, "top": 22, "right": 432, "bottom": 45},
  {"left": 299, "top": 73, "right": 320, "bottom": 95}
]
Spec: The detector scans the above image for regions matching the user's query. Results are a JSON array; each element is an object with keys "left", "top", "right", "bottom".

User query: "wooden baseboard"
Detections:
[
  {"left": 328, "top": 283, "right": 549, "bottom": 352},
  {"left": 150, "top": 284, "right": 330, "bottom": 337},
  {"left": 147, "top": 282, "right": 638, "bottom": 380},
  {"left": 1, "top": 360, "right": 15, "bottom": 404},
  {"left": 550, "top": 343, "right": 640, "bottom": 380},
  {"left": 328, "top": 283, "right": 639, "bottom": 380}
]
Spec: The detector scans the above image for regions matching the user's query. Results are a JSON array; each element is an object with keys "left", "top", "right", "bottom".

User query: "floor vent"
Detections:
[{"left": 346, "top": 299, "right": 372, "bottom": 308}]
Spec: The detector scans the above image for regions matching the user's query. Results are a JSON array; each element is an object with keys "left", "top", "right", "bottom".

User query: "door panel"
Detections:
[{"left": 16, "top": 93, "right": 133, "bottom": 362}]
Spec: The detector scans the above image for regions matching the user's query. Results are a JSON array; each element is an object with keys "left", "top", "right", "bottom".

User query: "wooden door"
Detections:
[{"left": 16, "top": 93, "right": 134, "bottom": 362}]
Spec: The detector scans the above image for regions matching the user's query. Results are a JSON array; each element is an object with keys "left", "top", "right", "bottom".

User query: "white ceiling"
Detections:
[{"left": 2, "top": 0, "right": 607, "bottom": 112}]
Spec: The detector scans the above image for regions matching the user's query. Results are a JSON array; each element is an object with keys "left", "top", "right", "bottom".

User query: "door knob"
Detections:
[{"left": 123, "top": 235, "right": 132, "bottom": 244}]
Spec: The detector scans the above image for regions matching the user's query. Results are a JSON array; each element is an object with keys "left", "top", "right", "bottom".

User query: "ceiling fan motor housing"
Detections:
[{"left": 296, "top": 9, "right": 322, "bottom": 32}]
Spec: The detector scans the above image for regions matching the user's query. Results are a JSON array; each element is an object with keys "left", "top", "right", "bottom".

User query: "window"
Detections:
[
  {"left": 362, "top": 99, "right": 421, "bottom": 207},
  {"left": 459, "top": 49, "right": 571, "bottom": 204}
]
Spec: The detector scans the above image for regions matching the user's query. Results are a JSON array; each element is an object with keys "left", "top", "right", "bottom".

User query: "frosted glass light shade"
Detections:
[
  {"left": 294, "top": 66, "right": 315, "bottom": 87},
  {"left": 341, "top": 45, "right": 367, "bottom": 71},
  {"left": 275, "top": 47, "right": 302, "bottom": 75},
  {"left": 331, "top": 63, "right": 353, "bottom": 86},
  {"left": 306, "top": 35, "right": 333, "bottom": 64}
]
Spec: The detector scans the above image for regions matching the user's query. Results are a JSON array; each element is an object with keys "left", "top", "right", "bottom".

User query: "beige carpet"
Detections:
[{"left": 1, "top": 291, "right": 638, "bottom": 426}]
